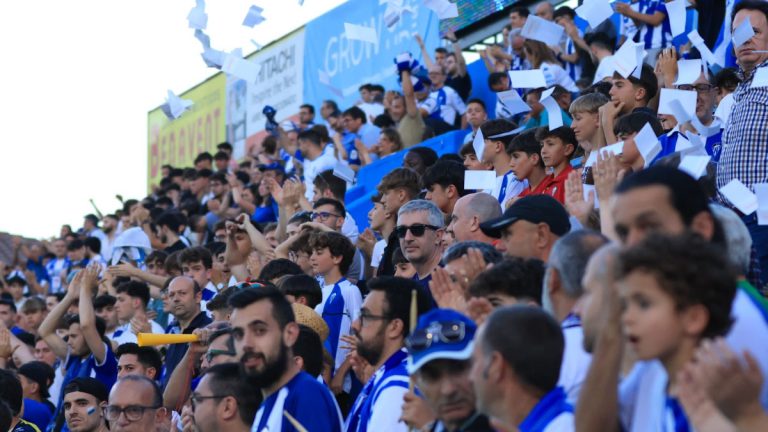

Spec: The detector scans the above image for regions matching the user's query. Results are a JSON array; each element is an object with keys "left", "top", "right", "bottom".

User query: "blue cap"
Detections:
[{"left": 406, "top": 308, "right": 476, "bottom": 374}]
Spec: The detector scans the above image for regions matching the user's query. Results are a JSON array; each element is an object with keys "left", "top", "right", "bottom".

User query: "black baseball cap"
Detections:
[
  {"left": 480, "top": 195, "right": 571, "bottom": 238},
  {"left": 18, "top": 361, "right": 55, "bottom": 399},
  {"left": 63, "top": 377, "right": 109, "bottom": 403}
]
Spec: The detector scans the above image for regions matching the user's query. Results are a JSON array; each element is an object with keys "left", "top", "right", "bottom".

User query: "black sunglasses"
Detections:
[
  {"left": 395, "top": 224, "right": 440, "bottom": 238},
  {"left": 406, "top": 321, "right": 467, "bottom": 352}
]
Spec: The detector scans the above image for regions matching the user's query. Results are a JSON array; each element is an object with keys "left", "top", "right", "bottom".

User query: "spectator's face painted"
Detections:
[
  {"left": 416, "top": 360, "right": 476, "bottom": 428},
  {"left": 231, "top": 300, "right": 292, "bottom": 389},
  {"left": 64, "top": 391, "right": 104, "bottom": 432},
  {"left": 611, "top": 185, "right": 687, "bottom": 247},
  {"left": 34, "top": 339, "right": 57, "bottom": 366}
]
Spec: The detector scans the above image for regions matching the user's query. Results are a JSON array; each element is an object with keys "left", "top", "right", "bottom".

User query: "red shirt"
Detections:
[
  {"left": 518, "top": 173, "right": 556, "bottom": 198},
  {"left": 542, "top": 165, "right": 573, "bottom": 204}
]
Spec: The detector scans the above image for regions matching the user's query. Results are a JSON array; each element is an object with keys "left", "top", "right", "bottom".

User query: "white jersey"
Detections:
[
  {"left": 111, "top": 320, "right": 166, "bottom": 346},
  {"left": 558, "top": 317, "right": 592, "bottom": 405}
]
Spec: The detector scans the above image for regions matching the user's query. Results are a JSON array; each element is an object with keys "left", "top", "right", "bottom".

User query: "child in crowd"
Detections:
[
  {"left": 570, "top": 93, "right": 609, "bottom": 183},
  {"left": 613, "top": 112, "right": 665, "bottom": 171},
  {"left": 536, "top": 126, "right": 577, "bottom": 204},
  {"left": 508, "top": 129, "right": 552, "bottom": 199}
]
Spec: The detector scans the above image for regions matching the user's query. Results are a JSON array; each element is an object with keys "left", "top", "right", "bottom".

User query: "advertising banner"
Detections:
[
  {"left": 302, "top": 0, "right": 440, "bottom": 110},
  {"left": 226, "top": 28, "right": 306, "bottom": 159},
  {"left": 147, "top": 74, "right": 226, "bottom": 188}
]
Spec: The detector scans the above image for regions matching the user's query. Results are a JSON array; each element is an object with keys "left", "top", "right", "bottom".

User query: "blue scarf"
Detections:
[
  {"left": 346, "top": 350, "right": 409, "bottom": 432},
  {"left": 322, "top": 278, "right": 347, "bottom": 370},
  {"left": 519, "top": 387, "right": 573, "bottom": 432}
]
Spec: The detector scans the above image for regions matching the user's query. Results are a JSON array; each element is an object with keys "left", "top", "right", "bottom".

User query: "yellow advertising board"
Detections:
[{"left": 146, "top": 73, "right": 226, "bottom": 189}]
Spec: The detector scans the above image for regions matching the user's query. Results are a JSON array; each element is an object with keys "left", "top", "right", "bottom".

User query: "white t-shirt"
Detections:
[
  {"left": 714, "top": 92, "right": 735, "bottom": 125},
  {"left": 542, "top": 62, "right": 578, "bottom": 93},
  {"left": 429, "top": 85, "right": 467, "bottom": 126},
  {"left": 314, "top": 279, "right": 363, "bottom": 372},
  {"left": 112, "top": 320, "right": 166, "bottom": 346},
  {"left": 303, "top": 152, "right": 338, "bottom": 201},
  {"left": 357, "top": 102, "right": 385, "bottom": 122},
  {"left": 371, "top": 239, "right": 387, "bottom": 269},
  {"left": 492, "top": 171, "right": 526, "bottom": 209},
  {"left": 558, "top": 322, "right": 592, "bottom": 405},
  {"left": 342, "top": 212, "right": 360, "bottom": 244}
]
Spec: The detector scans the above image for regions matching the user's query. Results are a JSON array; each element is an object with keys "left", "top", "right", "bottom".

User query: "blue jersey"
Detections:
[
  {"left": 251, "top": 371, "right": 342, "bottom": 432},
  {"left": 634, "top": 0, "right": 673, "bottom": 49}
]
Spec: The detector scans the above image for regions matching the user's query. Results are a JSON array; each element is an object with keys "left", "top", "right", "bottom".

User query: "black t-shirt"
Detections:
[
  {"left": 164, "top": 240, "right": 188, "bottom": 254},
  {"left": 446, "top": 73, "right": 472, "bottom": 102}
]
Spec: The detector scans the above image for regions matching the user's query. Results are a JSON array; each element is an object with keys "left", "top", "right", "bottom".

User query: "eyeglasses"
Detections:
[
  {"left": 395, "top": 224, "right": 440, "bottom": 238},
  {"left": 311, "top": 211, "right": 341, "bottom": 221},
  {"left": 676, "top": 84, "right": 714, "bottom": 93},
  {"left": 205, "top": 348, "right": 236, "bottom": 364},
  {"left": 406, "top": 321, "right": 467, "bottom": 352},
  {"left": 103, "top": 405, "right": 162, "bottom": 422},
  {"left": 190, "top": 394, "right": 229, "bottom": 411},
  {"left": 358, "top": 311, "right": 391, "bottom": 327}
]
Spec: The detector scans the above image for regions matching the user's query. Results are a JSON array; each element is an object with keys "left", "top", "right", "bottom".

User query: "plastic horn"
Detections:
[{"left": 137, "top": 333, "right": 199, "bottom": 347}]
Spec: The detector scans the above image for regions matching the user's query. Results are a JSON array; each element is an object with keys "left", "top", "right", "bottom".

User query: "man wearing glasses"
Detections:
[
  {"left": 104, "top": 375, "right": 166, "bottom": 432},
  {"left": 396, "top": 200, "right": 445, "bottom": 306},
  {"left": 189, "top": 363, "right": 262, "bottom": 432},
  {"left": 346, "top": 277, "right": 432, "bottom": 432}
]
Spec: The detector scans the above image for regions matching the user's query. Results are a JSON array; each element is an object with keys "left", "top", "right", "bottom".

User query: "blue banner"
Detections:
[{"left": 302, "top": 0, "right": 440, "bottom": 109}]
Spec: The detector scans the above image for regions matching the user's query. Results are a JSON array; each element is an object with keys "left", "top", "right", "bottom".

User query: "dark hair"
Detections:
[
  {"left": 732, "top": 0, "right": 768, "bottom": 23},
  {"left": 422, "top": 160, "right": 466, "bottom": 196},
  {"left": 488, "top": 72, "right": 509, "bottom": 90},
  {"left": 584, "top": 80, "right": 613, "bottom": 98},
  {"left": 297, "top": 130, "right": 323, "bottom": 147},
  {"left": 0, "top": 370, "right": 22, "bottom": 415},
  {"left": 308, "top": 231, "right": 356, "bottom": 275},
  {"left": 391, "top": 245, "right": 408, "bottom": 265},
  {"left": 214, "top": 151, "right": 229, "bottom": 161},
  {"left": 435, "top": 47, "right": 449, "bottom": 55},
  {"left": 259, "top": 259, "right": 303, "bottom": 281},
  {"left": 0, "top": 400, "right": 11, "bottom": 432},
  {"left": 342, "top": 106, "right": 367, "bottom": 123},
  {"left": 178, "top": 246, "right": 213, "bottom": 270},
  {"left": 313, "top": 197, "right": 346, "bottom": 217},
  {"left": 228, "top": 286, "right": 295, "bottom": 329},
  {"left": 618, "top": 233, "right": 736, "bottom": 338},
  {"left": 322, "top": 99, "right": 339, "bottom": 112},
  {"left": 441, "top": 241, "right": 503, "bottom": 266},
  {"left": 200, "top": 363, "right": 261, "bottom": 425},
  {"left": 299, "top": 103, "right": 315, "bottom": 115},
  {"left": 294, "top": 324, "right": 324, "bottom": 378},
  {"left": 482, "top": 306, "right": 564, "bottom": 393},
  {"left": 278, "top": 275, "right": 323, "bottom": 309},
  {"left": 195, "top": 168, "right": 214, "bottom": 179},
  {"left": 115, "top": 343, "right": 163, "bottom": 377},
  {"left": 459, "top": 141, "right": 477, "bottom": 157},
  {"left": 217, "top": 142, "right": 233, "bottom": 153},
  {"left": 261, "top": 135, "right": 278, "bottom": 154},
  {"left": 210, "top": 172, "right": 227, "bottom": 185},
  {"left": 288, "top": 211, "right": 313, "bottom": 226},
  {"left": 535, "top": 126, "right": 577, "bottom": 159},
  {"left": 617, "top": 63, "right": 658, "bottom": 104},
  {"left": 62, "top": 377, "right": 109, "bottom": 404},
  {"left": 0, "top": 299, "right": 17, "bottom": 313},
  {"left": 366, "top": 277, "right": 432, "bottom": 337},
  {"left": 83, "top": 237, "right": 101, "bottom": 255},
  {"left": 584, "top": 32, "right": 615, "bottom": 52},
  {"left": 67, "top": 239, "right": 85, "bottom": 252},
  {"left": 469, "top": 258, "right": 546, "bottom": 305},
  {"left": 115, "top": 280, "right": 151, "bottom": 307},
  {"left": 195, "top": 152, "right": 213, "bottom": 164},
  {"left": 480, "top": 119, "right": 520, "bottom": 147},
  {"left": 20, "top": 297, "right": 46, "bottom": 314},
  {"left": 438, "top": 153, "right": 463, "bottom": 164},
  {"left": 407, "top": 147, "right": 439, "bottom": 169},
  {"left": 377, "top": 168, "right": 421, "bottom": 197},
  {"left": 165, "top": 250, "right": 183, "bottom": 275},
  {"left": 614, "top": 112, "right": 664, "bottom": 137},
  {"left": 314, "top": 170, "right": 347, "bottom": 200},
  {"left": 553, "top": 6, "right": 576, "bottom": 19},
  {"left": 713, "top": 67, "right": 741, "bottom": 93},
  {"left": 509, "top": 6, "right": 530, "bottom": 17},
  {"left": 206, "top": 285, "right": 237, "bottom": 312},
  {"left": 204, "top": 241, "right": 227, "bottom": 258},
  {"left": 507, "top": 129, "right": 545, "bottom": 168},
  {"left": 65, "top": 314, "right": 108, "bottom": 340},
  {"left": 156, "top": 211, "right": 183, "bottom": 233}
]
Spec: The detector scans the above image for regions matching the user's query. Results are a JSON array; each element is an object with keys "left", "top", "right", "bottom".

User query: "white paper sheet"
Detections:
[
  {"left": 508, "top": 70, "right": 547, "bottom": 89},
  {"left": 720, "top": 179, "right": 758, "bottom": 215},
  {"left": 678, "top": 155, "right": 710, "bottom": 179},
  {"left": 472, "top": 128, "right": 485, "bottom": 162},
  {"left": 635, "top": 123, "right": 661, "bottom": 167},
  {"left": 658, "top": 88, "right": 697, "bottom": 120},
  {"left": 732, "top": 16, "right": 755, "bottom": 48},
  {"left": 423, "top": 0, "right": 458, "bottom": 19},
  {"left": 521, "top": 15, "right": 565, "bottom": 46},
  {"left": 497, "top": 90, "right": 531, "bottom": 116},
  {"left": 600, "top": 141, "right": 624, "bottom": 157},
  {"left": 688, "top": 30, "right": 721, "bottom": 67},
  {"left": 666, "top": 0, "right": 687, "bottom": 37},
  {"left": 575, "top": 0, "right": 614, "bottom": 30},
  {"left": 242, "top": 5, "right": 265, "bottom": 27},
  {"left": 673, "top": 59, "right": 703, "bottom": 86},
  {"left": 333, "top": 161, "right": 356, "bottom": 183},
  {"left": 222, "top": 51, "right": 259, "bottom": 82},
  {"left": 613, "top": 40, "right": 643, "bottom": 78},
  {"left": 540, "top": 88, "right": 563, "bottom": 130},
  {"left": 344, "top": 23, "right": 378, "bottom": 44},
  {"left": 160, "top": 90, "right": 194, "bottom": 120},
  {"left": 464, "top": 170, "right": 497, "bottom": 190},
  {"left": 755, "top": 183, "right": 768, "bottom": 225},
  {"left": 187, "top": 0, "right": 208, "bottom": 30}
]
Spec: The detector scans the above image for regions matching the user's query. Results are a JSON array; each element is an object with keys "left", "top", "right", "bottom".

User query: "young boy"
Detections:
[
  {"left": 615, "top": 233, "right": 736, "bottom": 431},
  {"left": 391, "top": 246, "right": 416, "bottom": 279},
  {"left": 570, "top": 93, "right": 610, "bottom": 184},
  {"left": 309, "top": 231, "right": 362, "bottom": 395},
  {"left": 366, "top": 194, "right": 395, "bottom": 277},
  {"left": 536, "top": 126, "right": 577, "bottom": 204},
  {"left": 422, "top": 160, "right": 466, "bottom": 214},
  {"left": 612, "top": 112, "right": 665, "bottom": 171},
  {"left": 507, "top": 129, "right": 553, "bottom": 199},
  {"left": 459, "top": 142, "right": 492, "bottom": 171},
  {"left": 603, "top": 64, "right": 658, "bottom": 143},
  {"left": 479, "top": 119, "right": 527, "bottom": 206}
]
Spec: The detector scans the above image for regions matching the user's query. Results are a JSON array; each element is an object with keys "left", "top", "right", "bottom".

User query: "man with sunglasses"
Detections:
[
  {"left": 105, "top": 375, "right": 166, "bottom": 432},
  {"left": 346, "top": 277, "right": 433, "bottom": 432},
  {"left": 396, "top": 200, "right": 445, "bottom": 305},
  {"left": 403, "top": 309, "right": 493, "bottom": 432},
  {"left": 190, "top": 363, "right": 261, "bottom": 432}
]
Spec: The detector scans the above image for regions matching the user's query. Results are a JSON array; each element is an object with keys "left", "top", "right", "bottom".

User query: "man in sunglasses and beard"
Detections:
[
  {"left": 228, "top": 287, "right": 342, "bottom": 432},
  {"left": 396, "top": 200, "right": 445, "bottom": 306},
  {"left": 346, "top": 277, "right": 432, "bottom": 432}
]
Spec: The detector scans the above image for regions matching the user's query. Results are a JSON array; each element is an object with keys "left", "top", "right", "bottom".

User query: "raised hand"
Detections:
[
  {"left": 0, "top": 327, "right": 13, "bottom": 359},
  {"left": 593, "top": 151, "right": 626, "bottom": 203},
  {"left": 467, "top": 296, "right": 494, "bottom": 326},
  {"left": 356, "top": 228, "right": 377, "bottom": 258},
  {"left": 429, "top": 267, "right": 468, "bottom": 314},
  {"left": 108, "top": 263, "right": 136, "bottom": 278},
  {"left": 130, "top": 308, "right": 151, "bottom": 335},
  {"left": 564, "top": 170, "right": 594, "bottom": 224}
]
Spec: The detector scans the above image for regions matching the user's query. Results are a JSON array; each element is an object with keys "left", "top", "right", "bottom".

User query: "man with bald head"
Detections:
[
  {"left": 446, "top": 193, "right": 501, "bottom": 245},
  {"left": 160, "top": 276, "right": 212, "bottom": 389},
  {"left": 105, "top": 375, "right": 166, "bottom": 432}
]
